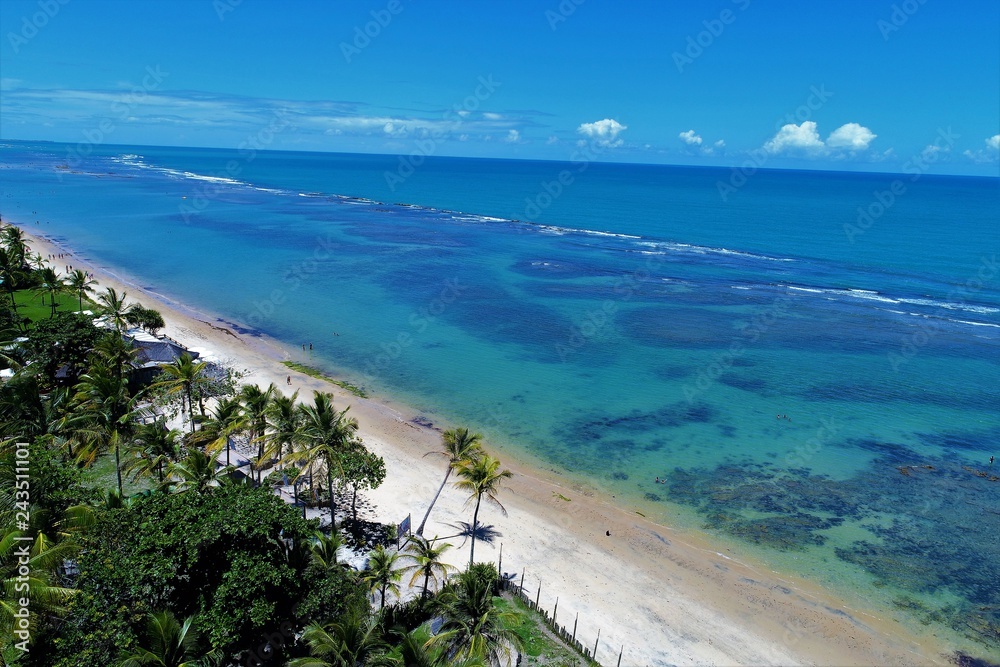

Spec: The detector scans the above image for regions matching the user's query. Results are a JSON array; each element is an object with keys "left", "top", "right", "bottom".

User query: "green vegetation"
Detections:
[
  {"left": 495, "top": 595, "right": 596, "bottom": 667},
  {"left": 0, "top": 223, "right": 594, "bottom": 667},
  {"left": 281, "top": 360, "right": 368, "bottom": 398},
  {"left": 12, "top": 288, "right": 94, "bottom": 326}
]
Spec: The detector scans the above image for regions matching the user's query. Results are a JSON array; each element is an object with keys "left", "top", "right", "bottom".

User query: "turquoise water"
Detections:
[{"left": 2, "top": 141, "right": 999, "bottom": 657}]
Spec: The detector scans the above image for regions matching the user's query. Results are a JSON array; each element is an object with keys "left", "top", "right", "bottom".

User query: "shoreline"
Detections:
[{"left": 15, "top": 222, "right": 958, "bottom": 666}]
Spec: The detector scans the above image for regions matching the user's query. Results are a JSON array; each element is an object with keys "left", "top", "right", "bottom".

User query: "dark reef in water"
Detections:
[{"left": 666, "top": 450, "right": 1000, "bottom": 651}]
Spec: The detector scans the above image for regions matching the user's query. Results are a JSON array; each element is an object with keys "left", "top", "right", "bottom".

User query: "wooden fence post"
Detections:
[
  {"left": 593, "top": 628, "right": 600, "bottom": 660},
  {"left": 552, "top": 597, "right": 558, "bottom": 626},
  {"left": 535, "top": 581, "right": 541, "bottom": 609},
  {"left": 617, "top": 644, "right": 623, "bottom": 667},
  {"left": 498, "top": 543, "right": 502, "bottom": 575},
  {"left": 572, "top": 612, "right": 578, "bottom": 643}
]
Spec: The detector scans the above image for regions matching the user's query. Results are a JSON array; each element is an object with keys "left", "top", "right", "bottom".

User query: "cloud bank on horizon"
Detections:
[{"left": 0, "top": 0, "right": 996, "bottom": 175}]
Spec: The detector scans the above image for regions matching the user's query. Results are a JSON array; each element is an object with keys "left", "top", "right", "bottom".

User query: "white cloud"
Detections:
[
  {"left": 504, "top": 129, "right": 521, "bottom": 144},
  {"left": 826, "top": 123, "right": 877, "bottom": 151},
  {"left": 483, "top": 112, "right": 502, "bottom": 120},
  {"left": 764, "top": 121, "right": 877, "bottom": 157},
  {"left": 546, "top": 135, "right": 559, "bottom": 145},
  {"left": 963, "top": 135, "right": 1000, "bottom": 164},
  {"left": 382, "top": 121, "right": 407, "bottom": 137},
  {"left": 577, "top": 118, "right": 627, "bottom": 147},
  {"left": 714, "top": 139, "right": 725, "bottom": 148},
  {"left": 679, "top": 129, "right": 702, "bottom": 146},
  {"left": 763, "top": 121, "right": 825, "bottom": 154}
]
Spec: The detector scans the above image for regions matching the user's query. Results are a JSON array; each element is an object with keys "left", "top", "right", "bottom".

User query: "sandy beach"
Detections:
[{"left": 18, "top": 223, "right": 956, "bottom": 666}]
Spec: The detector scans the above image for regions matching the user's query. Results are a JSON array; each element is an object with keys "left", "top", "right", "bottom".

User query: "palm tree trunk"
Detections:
[
  {"left": 380, "top": 583, "right": 387, "bottom": 611},
  {"left": 416, "top": 466, "right": 452, "bottom": 536},
  {"left": 114, "top": 440, "right": 123, "bottom": 497},
  {"left": 328, "top": 464, "right": 337, "bottom": 533},
  {"left": 469, "top": 494, "right": 482, "bottom": 567},
  {"left": 352, "top": 483, "right": 358, "bottom": 522},
  {"left": 186, "top": 386, "right": 195, "bottom": 432},
  {"left": 423, "top": 570, "right": 430, "bottom": 598}
]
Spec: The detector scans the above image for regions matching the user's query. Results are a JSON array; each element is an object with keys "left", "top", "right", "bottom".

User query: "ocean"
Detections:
[{"left": 2, "top": 140, "right": 998, "bottom": 656}]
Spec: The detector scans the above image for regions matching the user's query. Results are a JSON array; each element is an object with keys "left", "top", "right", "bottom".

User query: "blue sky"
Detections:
[{"left": 1, "top": 0, "right": 998, "bottom": 175}]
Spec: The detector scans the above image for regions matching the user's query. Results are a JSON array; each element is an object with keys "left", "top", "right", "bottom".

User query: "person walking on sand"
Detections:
[{"left": 286, "top": 375, "right": 291, "bottom": 385}]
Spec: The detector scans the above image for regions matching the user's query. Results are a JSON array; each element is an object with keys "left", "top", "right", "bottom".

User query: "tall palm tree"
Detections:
[
  {"left": 118, "top": 610, "right": 220, "bottom": 667},
  {"left": 97, "top": 287, "right": 135, "bottom": 332},
  {"left": 288, "top": 609, "right": 387, "bottom": 667},
  {"left": 239, "top": 383, "right": 274, "bottom": 482},
  {"left": 430, "top": 571, "right": 522, "bottom": 667},
  {"left": 415, "top": 428, "right": 484, "bottom": 536},
  {"left": 153, "top": 353, "right": 210, "bottom": 433},
  {"left": 124, "top": 420, "right": 182, "bottom": 484},
  {"left": 66, "top": 268, "right": 96, "bottom": 313},
  {"left": 285, "top": 392, "right": 357, "bottom": 529},
  {"left": 0, "top": 247, "right": 26, "bottom": 331},
  {"left": 70, "top": 361, "right": 146, "bottom": 496},
  {"left": 189, "top": 396, "right": 246, "bottom": 466},
  {"left": 262, "top": 390, "right": 299, "bottom": 470},
  {"left": 92, "top": 331, "right": 138, "bottom": 384},
  {"left": 454, "top": 455, "right": 512, "bottom": 567},
  {"left": 33, "top": 267, "right": 64, "bottom": 317},
  {"left": 400, "top": 536, "right": 454, "bottom": 599},
  {"left": 361, "top": 545, "right": 402, "bottom": 612}
]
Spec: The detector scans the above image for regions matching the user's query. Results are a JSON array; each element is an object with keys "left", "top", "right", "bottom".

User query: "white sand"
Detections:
[{"left": 18, "top": 225, "right": 955, "bottom": 666}]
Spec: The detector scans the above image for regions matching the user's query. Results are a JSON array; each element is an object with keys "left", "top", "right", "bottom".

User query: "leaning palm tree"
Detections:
[
  {"left": 153, "top": 353, "right": 210, "bottom": 433},
  {"left": 454, "top": 455, "right": 512, "bottom": 567},
  {"left": 284, "top": 392, "right": 358, "bottom": 529},
  {"left": 65, "top": 268, "right": 96, "bottom": 313},
  {"left": 124, "top": 420, "right": 182, "bottom": 484},
  {"left": 401, "top": 535, "right": 454, "bottom": 599},
  {"left": 361, "top": 545, "right": 402, "bottom": 612},
  {"left": 288, "top": 609, "right": 387, "bottom": 667},
  {"left": 415, "top": 427, "right": 484, "bottom": 536},
  {"left": 69, "top": 361, "right": 146, "bottom": 496},
  {"left": 118, "top": 610, "right": 220, "bottom": 667},
  {"left": 429, "top": 569, "right": 523, "bottom": 667}
]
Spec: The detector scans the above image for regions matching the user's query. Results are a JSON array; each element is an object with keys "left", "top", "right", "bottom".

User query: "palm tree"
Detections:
[
  {"left": 160, "top": 448, "right": 231, "bottom": 494},
  {"left": 189, "top": 396, "right": 246, "bottom": 466},
  {"left": 262, "top": 390, "right": 299, "bottom": 471},
  {"left": 92, "top": 331, "right": 138, "bottom": 384},
  {"left": 124, "top": 420, "right": 182, "bottom": 483},
  {"left": 285, "top": 392, "right": 358, "bottom": 529},
  {"left": 310, "top": 531, "right": 348, "bottom": 571},
  {"left": 66, "top": 269, "right": 96, "bottom": 313},
  {"left": 239, "top": 383, "right": 274, "bottom": 482},
  {"left": 33, "top": 267, "right": 64, "bottom": 317},
  {"left": 69, "top": 361, "right": 146, "bottom": 496},
  {"left": 454, "top": 455, "right": 512, "bottom": 567},
  {"left": 430, "top": 570, "right": 523, "bottom": 667},
  {"left": 153, "top": 353, "right": 210, "bottom": 433},
  {"left": 361, "top": 545, "right": 401, "bottom": 612},
  {"left": 288, "top": 609, "right": 387, "bottom": 667},
  {"left": 0, "top": 247, "right": 26, "bottom": 331},
  {"left": 97, "top": 287, "right": 135, "bottom": 332},
  {"left": 416, "top": 428, "right": 483, "bottom": 536},
  {"left": 401, "top": 535, "right": 454, "bottom": 599},
  {"left": 118, "top": 610, "right": 220, "bottom": 667}
]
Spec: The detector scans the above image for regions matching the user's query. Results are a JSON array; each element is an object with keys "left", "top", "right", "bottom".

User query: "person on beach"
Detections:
[{"left": 286, "top": 375, "right": 291, "bottom": 385}]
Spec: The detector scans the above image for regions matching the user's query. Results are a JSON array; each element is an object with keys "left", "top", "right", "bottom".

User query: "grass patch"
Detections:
[
  {"left": 11, "top": 288, "right": 96, "bottom": 327},
  {"left": 495, "top": 594, "right": 596, "bottom": 666},
  {"left": 78, "top": 451, "right": 154, "bottom": 497},
  {"left": 553, "top": 492, "right": 572, "bottom": 502},
  {"left": 281, "top": 360, "right": 368, "bottom": 398}
]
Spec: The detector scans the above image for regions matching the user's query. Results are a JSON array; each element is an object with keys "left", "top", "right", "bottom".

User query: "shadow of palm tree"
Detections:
[{"left": 434, "top": 522, "right": 502, "bottom": 547}]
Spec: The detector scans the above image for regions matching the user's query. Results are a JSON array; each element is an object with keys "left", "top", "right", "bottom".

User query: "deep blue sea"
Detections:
[{"left": 2, "top": 140, "right": 999, "bottom": 656}]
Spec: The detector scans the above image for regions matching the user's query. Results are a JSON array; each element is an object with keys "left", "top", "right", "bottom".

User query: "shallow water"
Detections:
[{"left": 2, "top": 141, "right": 998, "bottom": 657}]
